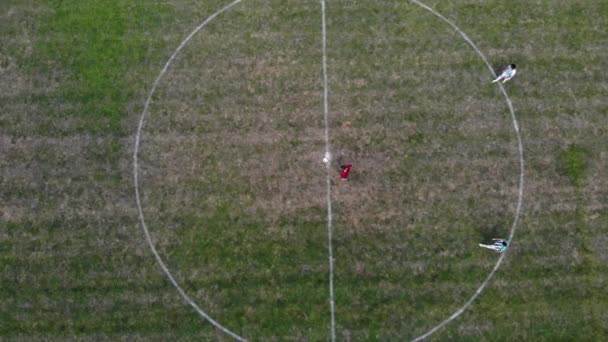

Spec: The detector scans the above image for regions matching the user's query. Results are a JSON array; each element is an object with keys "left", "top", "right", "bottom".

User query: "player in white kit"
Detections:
[{"left": 492, "top": 64, "right": 517, "bottom": 83}]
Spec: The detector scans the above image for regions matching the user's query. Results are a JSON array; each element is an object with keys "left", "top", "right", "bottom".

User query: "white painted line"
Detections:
[
  {"left": 133, "top": 1, "right": 522, "bottom": 340},
  {"left": 133, "top": 1, "right": 246, "bottom": 341},
  {"left": 320, "top": 1, "right": 337, "bottom": 341},
  {"left": 408, "top": 1, "right": 525, "bottom": 341}
]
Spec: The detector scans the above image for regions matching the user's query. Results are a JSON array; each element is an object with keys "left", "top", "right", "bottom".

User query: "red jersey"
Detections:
[{"left": 340, "top": 164, "right": 352, "bottom": 180}]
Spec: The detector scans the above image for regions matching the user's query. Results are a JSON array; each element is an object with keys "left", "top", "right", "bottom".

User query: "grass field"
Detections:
[{"left": 2, "top": 0, "right": 608, "bottom": 340}]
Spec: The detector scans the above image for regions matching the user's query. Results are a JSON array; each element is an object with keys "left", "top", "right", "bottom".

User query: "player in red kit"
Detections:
[{"left": 340, "top": 164, "right": 352, "bottom": 180}]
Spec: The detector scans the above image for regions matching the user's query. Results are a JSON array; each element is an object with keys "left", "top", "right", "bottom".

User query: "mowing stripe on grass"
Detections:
[
  {"left": 320, "top": 1, "right": 336, "bottom": 341},
  {"left": 133, "top": 1, "right": 246, "bottom": 340},
  {"left": 408, "top": 1, "right": 525, "bottom": 341}
]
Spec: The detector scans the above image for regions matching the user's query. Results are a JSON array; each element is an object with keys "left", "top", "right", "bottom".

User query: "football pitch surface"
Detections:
[{"left": 1, "top": 0, "right": 607, "bottom": 340}]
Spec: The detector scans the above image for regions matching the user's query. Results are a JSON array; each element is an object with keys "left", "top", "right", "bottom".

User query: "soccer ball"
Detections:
[{"left": 323, "top": 157, "right": 329, "bottom": 163}]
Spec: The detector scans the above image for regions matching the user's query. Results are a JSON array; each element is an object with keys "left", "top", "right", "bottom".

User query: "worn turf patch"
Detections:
[{"left": 2, "top": 0, "right": 608, "bottom": 340}]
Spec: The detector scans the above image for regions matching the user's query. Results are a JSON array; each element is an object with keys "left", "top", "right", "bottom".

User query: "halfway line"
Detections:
[{"left": 320, "top": 1, "right": 336, "bottom": 341}]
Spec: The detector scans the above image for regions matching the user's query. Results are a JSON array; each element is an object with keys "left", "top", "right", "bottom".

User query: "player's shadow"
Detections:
[
  {"left": 491, "top": 61, "right": 509, "bottom": 78},
  {"left": 477, "top": 223, "right": 507, "bottom": 244},
  {"left": 334, "top": 153, "right": 352, "bottom": 172}
]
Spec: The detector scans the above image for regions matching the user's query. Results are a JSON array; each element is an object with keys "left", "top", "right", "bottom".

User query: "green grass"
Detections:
[
  {"left": 2, "top": 0, "right": 608, "bottom": 340},
  {"left": 29, "top": 0, "right": 175, "bottom": 134},
  {"left": 559, "top": 144, "right": 588, "bottom": 187}
]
